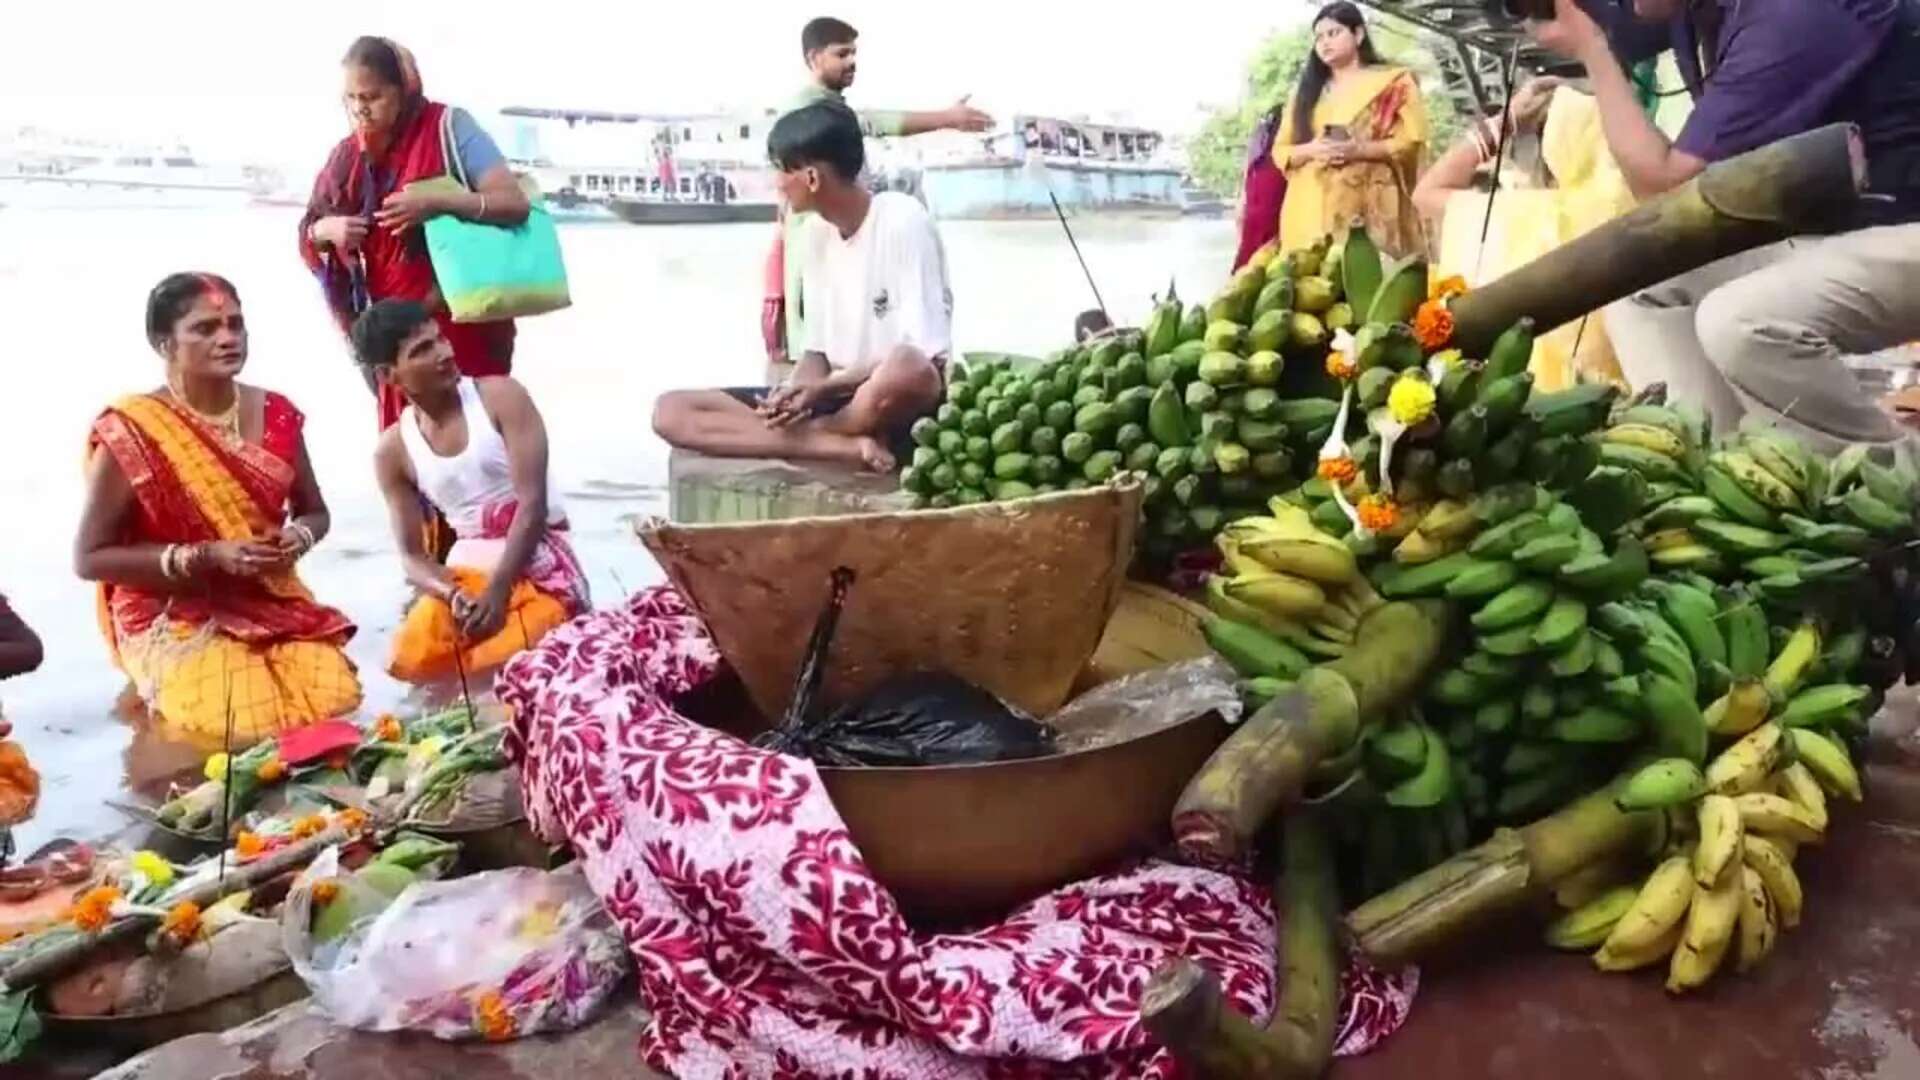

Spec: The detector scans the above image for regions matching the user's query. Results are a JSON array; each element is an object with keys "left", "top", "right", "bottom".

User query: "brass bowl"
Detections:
[{"left": 679, "top": 672, "right": 1228, "bottom": 929}]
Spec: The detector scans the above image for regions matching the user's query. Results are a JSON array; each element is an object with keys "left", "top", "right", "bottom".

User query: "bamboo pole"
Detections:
[
  {"left": 1449, "top": 123, "right": 1866, "bottom": 355},
  {"left": 1345, "top": 785, "right": 1663, "bottom": 969},
  {"left": 1172, "top": 601, "right": 1450, "bottom": 865},
  {"left": 0, "top": 826, "right": 349, "bottom": 992},
  {"left": 1141, "top": 813, "right": 1343, "bottom": 1079}
]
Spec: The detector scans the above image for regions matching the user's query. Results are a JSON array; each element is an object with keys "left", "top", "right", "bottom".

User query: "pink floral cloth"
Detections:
[{"left": 497, "top": 587, "right": 1416, "bottom": 1077}]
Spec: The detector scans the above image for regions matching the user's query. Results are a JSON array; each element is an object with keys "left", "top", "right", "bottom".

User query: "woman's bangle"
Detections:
[
  {"left": 290, "top": 522, "right": 318, "bottom": 555},
  {"left": 477, "top": 193, "right": 489, "bottom": 220},
  {"left": 160, "top": 544, "right": 180, "bottom": 581}
]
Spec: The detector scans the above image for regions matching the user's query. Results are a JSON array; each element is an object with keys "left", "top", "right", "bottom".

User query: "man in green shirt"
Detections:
[{"left": 773, "top": 16, "right": 993, "bottom": 361}]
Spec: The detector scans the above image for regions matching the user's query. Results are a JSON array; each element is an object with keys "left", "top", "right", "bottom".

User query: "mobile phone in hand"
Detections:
[{"left": 1323, "top": 124, "right": 1352, "bottom": 142}]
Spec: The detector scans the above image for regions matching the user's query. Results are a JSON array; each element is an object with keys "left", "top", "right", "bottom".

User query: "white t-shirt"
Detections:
[{"left": 799, "top": 191, "right": 954, "bottom": 370}]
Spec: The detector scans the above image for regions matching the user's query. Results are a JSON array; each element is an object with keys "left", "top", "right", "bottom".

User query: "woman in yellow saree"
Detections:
[
  {"left": 1274, "top": 3, "right": 1429, "bottom": 257},
  {"left": 75, "top": 274, "right": 362, "bottom": 750}
]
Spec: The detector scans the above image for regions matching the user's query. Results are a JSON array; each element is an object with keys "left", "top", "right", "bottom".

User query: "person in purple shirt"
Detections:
[{"left": 1530, "top": 0, "right": 1920, "bottom": 450}]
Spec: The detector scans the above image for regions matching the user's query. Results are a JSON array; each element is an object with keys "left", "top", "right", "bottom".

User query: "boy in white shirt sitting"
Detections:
[{"left": 653, "top": 100, "right": 951, "bottom": 472}]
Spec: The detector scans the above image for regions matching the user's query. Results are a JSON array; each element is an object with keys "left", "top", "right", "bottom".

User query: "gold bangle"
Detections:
[{"left": 160, "top": 544, "right": 179, "bottom": 580}]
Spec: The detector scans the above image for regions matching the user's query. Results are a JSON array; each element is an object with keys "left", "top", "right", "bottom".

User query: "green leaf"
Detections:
[{"left": 0, "top": 988, "right": 42, "bottom": 1063}]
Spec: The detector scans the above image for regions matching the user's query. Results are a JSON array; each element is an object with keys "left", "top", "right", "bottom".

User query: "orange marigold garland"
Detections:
[
  {"left": 234, "top": 830, "right": 266, "bottom": 860},
  {"left": 335, "top": 807, "right": 370, "bottom": 834},
  {"left": 1324, "top": 351, "right": 1358, "bottom": 381},
  {"left": 161, "top": 900, "right": 203, "bottom": 946},
  {"left": 310, "top": 879, "right": 341, "bottom": 905},
  {"left": 1357, "top": 495, "right": 1401, "bottom": 534},
  {"left": 1412, "top": 300, "right": 1456, "bottom": 350},
  {"left": 72, "top": 885, "right": 122, "bottom": 932},
  {"left": 374, "top": 714, "right": 404, "bottom": 743},
  {"left": 255, "top": 757, "right": 288, "bottom": 783},
  {"left": 473, "top": 990, "right": 517, "bottom": 1042},
  {"left": 291, "top": 813, "right": 330, "bottom": 840}
]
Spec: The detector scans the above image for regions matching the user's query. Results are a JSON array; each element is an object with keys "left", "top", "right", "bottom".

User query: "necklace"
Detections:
[{"left": 168, "top": 383, "right": 242, "bottom": 440}]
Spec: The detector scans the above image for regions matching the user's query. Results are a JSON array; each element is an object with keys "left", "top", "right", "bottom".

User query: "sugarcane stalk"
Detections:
[
  {"left": 1346, "top": 785, "right": 1662, "bottom": 968},
  {"left": 1142, "top": 813, "right": 1342, "bottom": 1079},
  {"left": 0, "top": 826, "right": 349, "bottom": 992},
  {"left": 1450, "top": 123, "right": 1866, "bottom": 355},
  {"left": 1172, "top": 600, "right": 1450, "bottom": 865}
]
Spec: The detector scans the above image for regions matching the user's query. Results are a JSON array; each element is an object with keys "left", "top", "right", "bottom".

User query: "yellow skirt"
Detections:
[{"left": 118, "top": 621, "right": 363, "bottom": 751}]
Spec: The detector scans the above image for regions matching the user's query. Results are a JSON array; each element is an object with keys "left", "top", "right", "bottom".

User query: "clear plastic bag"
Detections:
[
  {"left": 282, "top": 852, "right": 629, "bottom": 1041},
  {"left": 1046, "top": 656, "right": 1245, "bottom": 754}
]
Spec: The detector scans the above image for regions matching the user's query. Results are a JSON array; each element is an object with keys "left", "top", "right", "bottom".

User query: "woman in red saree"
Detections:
[
  {"left": 1233, "top": 107, "right": 1289, "bottom": 272},
  {"left": 75, "top": 274, "right": 361, "bottom": 750},
  {"left": 299, "top": 36, "right": 530, "bottom": 431}
]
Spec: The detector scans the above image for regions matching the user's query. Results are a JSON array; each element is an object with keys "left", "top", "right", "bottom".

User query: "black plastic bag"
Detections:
[
  {"left": 769, "top": 672, "right": 1055, "bottom": 767},
  {"left": 754, "top": 568, "right": 1054, "bottom": 767}
]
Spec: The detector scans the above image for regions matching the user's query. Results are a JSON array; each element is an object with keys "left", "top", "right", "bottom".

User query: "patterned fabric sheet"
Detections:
[{"left": 498, "top": 587, "right": 1415, "bottom": 1077}]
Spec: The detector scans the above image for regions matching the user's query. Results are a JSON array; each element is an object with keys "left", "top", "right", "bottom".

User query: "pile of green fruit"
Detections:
[{"left": 899, "top": 229, "right": 1440, "bottom": 558}]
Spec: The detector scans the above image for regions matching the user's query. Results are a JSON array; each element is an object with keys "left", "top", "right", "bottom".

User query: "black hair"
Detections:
[
  {"left": 145, "top": 273, "right": 240, "bottom": 348},
  {"left": 1074, "top": 309, "right": 1114, "bottom": 343},
  {"left": 343, "top": 35, "right": 406, "bottom": 89},
  {"left": 768, "top": 102, "right": 865, "bottom": 182},
  {"left": 802, "top": 17, "right": 857, "bottom": 58},
  {"left": 1289, "top": 3, "right": 1384, "bottom": 146},
  {"left": 350, "top": 298, "right": 435, "bottom": 368}
]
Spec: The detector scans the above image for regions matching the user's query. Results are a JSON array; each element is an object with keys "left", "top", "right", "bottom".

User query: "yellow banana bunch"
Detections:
[
  {"left": 1598, "top": 855, "right": 1694, "bottom": 958},
  {"left": 1704, "top": 722, "right": 1786, "bottom": 796},
  {"left": 1733, "top": 865, "right": 1778, "bottom": 974},
  {"left": 1604, "top": 423, "right": 1689, "bottom": 460},
  {"left": 1733, "top": 792, "right": 1825, "bottom": 845},
  {"left": 1693, "top": 795, "right": 1743, "bottom": 888}
]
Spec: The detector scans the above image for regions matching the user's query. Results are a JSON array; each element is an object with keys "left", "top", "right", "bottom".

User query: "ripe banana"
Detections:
[
  {"left": 1240, "top": 535, "right": 1361, "bottom": 585},
  {"left": 1693, "top": 795, "right": 1744, "bottom": 888},
  {"left": 1595, "top": 924, "right": 1684, "bottom": 972},
  {"left": 1708, "top": 678, "right": 1773, "bottom": 737},
  {"left": 1224, "top": 572, "right": 1327, "bottom": 619},
  {"left": 1602, "top": 855, "right": 1695, "bottom": 953},
  {"left": 1604, "top": 423, "right": 1689, "bottom": 459},
  {"left": 1789, "top": 728, "right": 1863, "bottom": 803},
  {"left": 1705, "top": 721, "right": 1786, "bottom": 796},
  {"left": 1615, "top": 404, "right": 1693, "bottom": 443},
  {"left": 1667, "top": 869, "right": 1742, "bottom": 993},
  {"left": 1743, "top": 834, "right": 1803, "bottom": 929},
  {"left": 1734, "top": 864, "right": 1778, "bottom": 974},
  {"left": 1615, "top": 758, "right": 1708, "bottom": 812},
  {"left": 1776, "top": 762, "right": 1830, "bottom": 833},
  {"left": 1733, "top": 792, "right": 1825, "bottom": 845},
  {"left": 1763, "top": 622, "right": 1823, "bottom": 701},
  {"left": 1713, "top": 450, "right": 1803, "bottom": 513},
  {"left": 1741, "top": 432, "right": 1811, "bottom": 499}
]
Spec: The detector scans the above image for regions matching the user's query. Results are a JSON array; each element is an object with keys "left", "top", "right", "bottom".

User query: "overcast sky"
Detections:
[{"left": 3, "top": 1, "right": 1316, "bottom": 173}]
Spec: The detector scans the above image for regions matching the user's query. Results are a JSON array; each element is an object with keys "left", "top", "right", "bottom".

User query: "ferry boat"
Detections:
[
  {"left": 877, "top": 115, "right": 1199, "bottom": 220},
  {"left": 497, "top": 107, "right": 780, "bottom": 225},
  {"left": 0, "top": 128, "right": 281, "bottom": 210}
]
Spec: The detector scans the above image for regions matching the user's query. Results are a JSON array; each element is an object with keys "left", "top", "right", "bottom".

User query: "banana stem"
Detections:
[
  {"left": 1172, "top": 601, "right": 1451, "bottom": 865},
  {"left": 1345, "top": 786, "right": 1661, "bottom": 968},
  {"left": 1142, "top": 813, "right": 1342, "bottom": 1080},
  {"left": 1450, "top": 123, "right": 1863, "bottom": 353}
]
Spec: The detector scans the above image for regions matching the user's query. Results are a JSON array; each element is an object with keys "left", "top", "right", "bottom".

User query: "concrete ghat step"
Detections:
[{"left": 667, "top": 447, "right": 910, "bottom": 524}]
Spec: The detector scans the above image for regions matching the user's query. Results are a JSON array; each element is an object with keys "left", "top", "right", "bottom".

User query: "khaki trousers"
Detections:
[{"left": 1603, "top": 223, "right": 1920, "bottom": 453}]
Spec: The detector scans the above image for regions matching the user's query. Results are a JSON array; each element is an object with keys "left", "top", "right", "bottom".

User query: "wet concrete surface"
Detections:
[{"left": 42, "top": 703, "right": 1920, "bottom": 1079}]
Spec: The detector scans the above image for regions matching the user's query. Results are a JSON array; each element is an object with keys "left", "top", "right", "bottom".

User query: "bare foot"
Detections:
[{"left": 852, "top": 436, "right": 896, "bottom": 473}]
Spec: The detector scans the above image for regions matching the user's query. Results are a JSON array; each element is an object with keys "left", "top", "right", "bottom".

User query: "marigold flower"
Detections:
[
  {"left": 335, "top": 807, "right": 370, "bottom": 834},
  {"left": 1429, "top": 274, "right": 1469, "bottom": 302},
  {"left": 203, "top": 752, "right": 230, "bottom": 782},
  {"left": 311, "top": 879, "right": 341, "bottom": 905},
  {"left": 72, "top": 886, "right": 122, "bottom": 932},
  {"left": 1412, "top": 300, "right": 1456, "bottom": 350},
  {"left": 292, "top": 813, "right": 330, "bottom": 840},
  {"left": 1386, "top": 375, "right": 1438, "bottom": 426},
  {"left": 1357, "top": 495, "right": 1400, "bottom": 533},
  {"left": 1317, "top": 455, "right": 1358, "bottom": 485},
  {"left": 161, "top": 900, "right": 203, "bottom": 945},
  {"left": 234, "top": 830, "right": 266, "bottom": 859},
  {"left": 255, "top": 757, "right": 288, "bottom": 783},
  {"left": 131, "top": 850, "right": 174, "bottom": 887},
  {"left": 1324, "top": 351, "right": 1357, "bottom": 381},
  {"left": 473, "top": 990, "right": 517, "bottom": 1042},
  {"left": 374, "top": 714, "right": 404, "bottom": 743}
]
